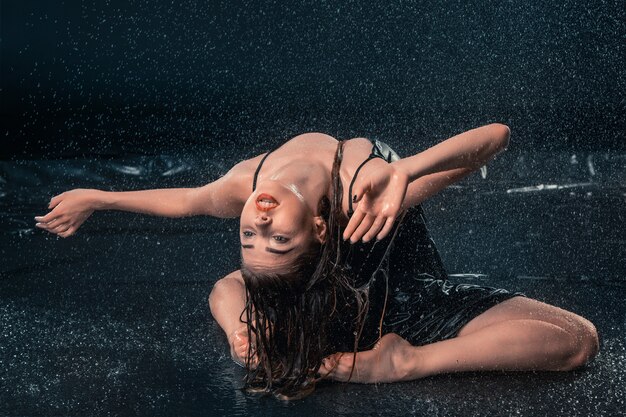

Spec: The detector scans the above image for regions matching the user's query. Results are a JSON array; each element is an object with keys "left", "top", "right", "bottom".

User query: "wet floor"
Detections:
[
  {"left": 1, "top": 151, "right": 624, "bottom": 416},
  {"left": 3, "top": 0, "right": 625, "bottom": 414}
]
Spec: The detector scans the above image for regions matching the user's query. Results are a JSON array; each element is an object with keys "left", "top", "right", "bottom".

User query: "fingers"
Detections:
[
  {"left": 362, "top": 216, "right": 386, "bottom": 243},
  {"left": 229, "top": 328, "right": 260, "bottom": 369},
  {"left": 51, "top": 223, "right": 71, "bottom": 233},
  {"left": 34, "top": 220, "right": 62, "bottom": 231},
  {"left": 376, "top": 217, "right": 396, "bottom": 241},
  {"left": 35, "top": 216, "right": 60, "bottom": 228},
  {"left": 346, "top": 213, "right": 396, "bottom": 243},
  {"left": 351, "top": 180, "right": 370, "bottom": 205},
  {"left": 343, "top": 210, "right": 366, "bottom": 241},
  {"left": 34, "top": 193, "right": 65, "bottom": 223},
  {"left": 318, "top": 354, "right": 338, "bottom": 378},
  {"left": 35, "top": 218, "right": 76, "bottom": 238},
  {"left": 34, "top": 209, "right": 60, "bottom": 224},
  {"left": 344, "top": 211, "right": 397, "bottom": 243},
  {"left": 45, "top": 225, "right": 74, "bottom": 238},
  {"left": 233, "top": 334, "right": 251, "bottom": 358},
  {"left": 49, "top": 194, "right": 63, "bottom": 209},
  {"left": 34, "top": 217, "right": 65, "bottom": 230},
  {"left": 350, "top": 214, "right": 375, "bottom": 243},
  {"left": 34, "top": 200, "right": 73, "bottom": 237}
]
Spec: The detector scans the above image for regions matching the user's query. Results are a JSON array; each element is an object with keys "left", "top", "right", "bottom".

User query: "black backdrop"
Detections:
[{"left": 2, "top": 0, "right": 624, "bottom": 159}]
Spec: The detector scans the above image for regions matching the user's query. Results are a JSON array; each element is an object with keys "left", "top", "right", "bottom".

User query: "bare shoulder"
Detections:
[
  {"left": 227, "top": 154, "right": 264, "bottom": 177},
  {"left": 218, "top": 154, "right": 265, "bottom": 195},
  {"left": 214, "top": 270, "right": 244, "bottom": 289},
  {"left": 223, "top": 269, "right": 243, "bottom": 283},
  {"left": 187, "top": 158, "right": 256, "bottom": 218},
  {"left": 290, "top": 132, "right": 337, "bottom": 142}
]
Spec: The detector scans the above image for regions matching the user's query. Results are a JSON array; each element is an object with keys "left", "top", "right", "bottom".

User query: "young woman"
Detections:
[{"left": 34, "top": 125, "right": 599, "bottom": 399}]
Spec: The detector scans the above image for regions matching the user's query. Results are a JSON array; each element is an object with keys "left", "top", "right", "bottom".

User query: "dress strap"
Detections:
[
  {"left": 347, "top": 155, "right": 377, "bottom": 216},
  {"left": 252, "top": 140, "right": 288, "bottom": 191},
  {"left": 347, "top": 141, "right": 391, "bottom": 216},
  {"left": 252, "top": 151, "right": 273, "bottom": 192}
]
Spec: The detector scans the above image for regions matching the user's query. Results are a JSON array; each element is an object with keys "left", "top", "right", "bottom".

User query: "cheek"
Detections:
[
  {"left": 294, "top": 211, "right": 315, "bottom": 232},
  {"left": 240, "top": 200, "right": 256, "bottom": 221}
]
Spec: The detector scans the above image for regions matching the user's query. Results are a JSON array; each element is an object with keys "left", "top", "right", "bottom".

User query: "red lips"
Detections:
[{"left": 255, "top": 193, "right": 279, "bottom": 211}]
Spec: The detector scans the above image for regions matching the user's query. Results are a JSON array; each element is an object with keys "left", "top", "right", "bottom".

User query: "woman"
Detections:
[{"left": 34, "top": 125, "right": 599, "bottom": 398}]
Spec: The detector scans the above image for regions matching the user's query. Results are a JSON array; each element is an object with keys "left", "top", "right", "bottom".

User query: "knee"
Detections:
[{"left": 563, "top": 316, "right": 600, "bottom": 370}]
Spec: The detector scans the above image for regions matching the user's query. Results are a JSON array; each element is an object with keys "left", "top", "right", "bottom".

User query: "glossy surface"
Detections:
[
  {"left": 1, "top": 152, "right": 624, "bottom": 416},
  {"left": 2, "top": 0, "right": 624, "bottom": 414}
]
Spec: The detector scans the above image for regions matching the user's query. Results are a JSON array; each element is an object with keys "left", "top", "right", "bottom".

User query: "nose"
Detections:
[{"left": 254, "top": 214, "right": 272, "bottom": 227}]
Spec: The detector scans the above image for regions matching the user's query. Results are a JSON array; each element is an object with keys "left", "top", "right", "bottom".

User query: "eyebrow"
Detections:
[{"left": 241, "top": 244, "right": 296, "bottom": 255}]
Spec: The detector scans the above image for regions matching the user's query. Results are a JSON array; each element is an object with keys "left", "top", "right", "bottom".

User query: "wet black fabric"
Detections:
[
  {"left": 248, "top": 137, "right": 524, "bottom": 351},
  {"left": 329, "top": 142, "right": 525, "bottom": 351}
]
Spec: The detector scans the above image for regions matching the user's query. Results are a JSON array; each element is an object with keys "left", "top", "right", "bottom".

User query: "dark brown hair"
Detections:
[{"left": 240, "top": 142, "right": 369, "bottom": 399}]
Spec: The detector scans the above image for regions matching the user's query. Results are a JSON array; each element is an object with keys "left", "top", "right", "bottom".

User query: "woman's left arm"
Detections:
[
  {"left": 344, "top": 124, "right": 510, "bottom": 242},
  {"left": 393, "top": 123, "right": 510, "bottom": 183}
]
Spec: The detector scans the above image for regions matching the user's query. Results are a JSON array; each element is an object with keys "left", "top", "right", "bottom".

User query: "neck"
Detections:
[{"left": 260, "top": 158, "right": 330, "bottom": 215}]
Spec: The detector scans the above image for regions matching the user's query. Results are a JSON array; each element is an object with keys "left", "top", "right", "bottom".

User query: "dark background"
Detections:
[
  {"left": 1, "top": 2, "right": 625, "bottom": 416},
  {"left": 2, "top": 0, "right": 625, "bottom": 160}
]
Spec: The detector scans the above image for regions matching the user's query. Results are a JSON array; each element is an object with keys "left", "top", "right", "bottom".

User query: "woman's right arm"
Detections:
[
  {"left": 209, "top": 270, "right": 258, "bottom": 366},
  {"left": 35, "top": 160, "right": 253, "bottom": 237}
]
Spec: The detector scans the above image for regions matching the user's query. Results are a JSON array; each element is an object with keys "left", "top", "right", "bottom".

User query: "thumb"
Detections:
[
  {"left": 48, "top": 194, "right": 62, "bottom": 209},
  {"left": 352, "top": 180, "right": 371, "bottom": 204}
]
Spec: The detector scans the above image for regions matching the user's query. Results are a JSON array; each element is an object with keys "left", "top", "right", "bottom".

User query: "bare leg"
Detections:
[
  {"left": 416, "top": 319, "right": 584, "bottom": 378},
  {"left": 322, "top": 297, "right": 599, "bottom": 382},
  {"left": 417, "top": 296, "right": 599, "bottom": 377}
]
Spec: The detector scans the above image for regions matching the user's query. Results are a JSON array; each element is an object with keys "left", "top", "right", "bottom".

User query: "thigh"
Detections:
[{"left": 457, "top": 296, "right": 596, "bottom": 339}]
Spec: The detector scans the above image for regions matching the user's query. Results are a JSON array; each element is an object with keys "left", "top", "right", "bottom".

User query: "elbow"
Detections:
[
  {"left": 208, "top": 274, "right": 244, "bottom": 316},
  {"left": 490, "top": 123, "right": 511, "bottom": 152},
  {"left": 208, "top": 278, "right": 226, "bottom": 315}
]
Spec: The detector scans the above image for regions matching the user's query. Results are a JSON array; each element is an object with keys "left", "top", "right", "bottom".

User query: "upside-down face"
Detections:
[{"left": 239, "top": 179, "right": 325, "bottom": 272}]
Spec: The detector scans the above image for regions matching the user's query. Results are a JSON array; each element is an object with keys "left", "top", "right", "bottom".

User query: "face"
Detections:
[{"left": 240, "top": 180, "right": 324, "bottom": 271}]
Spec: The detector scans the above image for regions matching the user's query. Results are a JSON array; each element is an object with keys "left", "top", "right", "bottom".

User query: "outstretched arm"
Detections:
[
  {"left": 343, "top": 124, "right": 510, "bottom": 242},
  {"left": 394, "top": 123, "right": 510, "bottom": 183},
  {"left": 34, "top": 160, "right": 253, "bottom": 237},
  {"left": 397, "top": 123, "right": 509, "bottom": 209}
]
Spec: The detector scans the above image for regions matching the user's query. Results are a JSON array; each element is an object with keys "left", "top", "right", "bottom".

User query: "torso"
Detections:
[{"left": 241, "top": 132, "right": 389, "bottom": 221}]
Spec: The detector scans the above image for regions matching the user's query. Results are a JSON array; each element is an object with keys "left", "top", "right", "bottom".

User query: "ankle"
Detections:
[{"left": 396, "top": 344, "right": 425, "bottom": 381}]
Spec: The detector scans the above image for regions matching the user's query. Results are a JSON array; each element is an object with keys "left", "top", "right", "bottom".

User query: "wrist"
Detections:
[
  {"left": 392, "top": 159, "right": 418, "bottom": 182},
  {"left": 91, "top": 190, "right": 111, "bottom": 210}
]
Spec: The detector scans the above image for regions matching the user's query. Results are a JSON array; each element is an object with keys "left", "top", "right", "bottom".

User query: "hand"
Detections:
[
  {"left": 343, "top": 163, "right": 409, "bottom": 243},
  {"left": 34, "top": 189, "right": 98, "bottom": 238},
  {"left": 318, "top": 333, "right": 417, "bottom": 383},
  {"left": 228, "top": 326, "right": 258, "bottom": 368}
]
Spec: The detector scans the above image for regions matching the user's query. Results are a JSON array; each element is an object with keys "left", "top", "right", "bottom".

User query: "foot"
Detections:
[{"left": 319, "top": 333, "right": 420, "bottom": 383}]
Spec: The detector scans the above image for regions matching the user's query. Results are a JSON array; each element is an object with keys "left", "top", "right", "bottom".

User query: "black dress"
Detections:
[
  {"left": 330, "top": 140, "right": 525, "bottom": 351},
  {"left": 252, "top": 138, "right": 525, "bottom": 352}
]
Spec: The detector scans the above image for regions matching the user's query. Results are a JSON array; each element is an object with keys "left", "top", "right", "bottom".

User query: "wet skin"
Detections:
[{"left": 239, "top": 178, "right": 324, "bottom": 271}]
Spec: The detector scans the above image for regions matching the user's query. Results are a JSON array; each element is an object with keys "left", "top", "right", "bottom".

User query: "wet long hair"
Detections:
[{"left": 240, "top": 141, "right": 371, "bottom": 399}]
